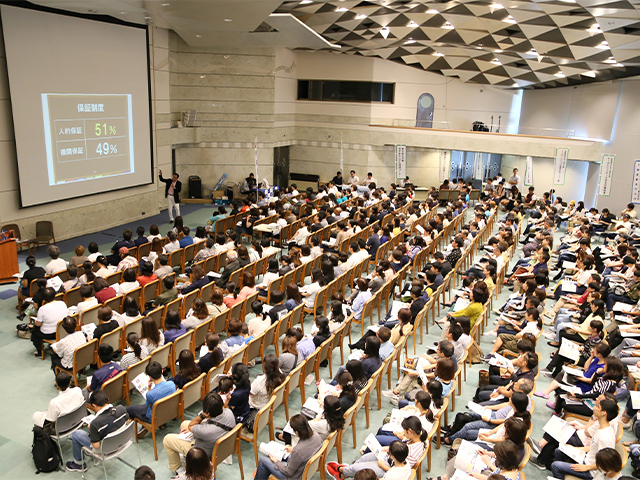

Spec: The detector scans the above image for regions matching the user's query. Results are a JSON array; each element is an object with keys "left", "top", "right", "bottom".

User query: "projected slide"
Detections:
[{"left": 42, "top": 94, "right": 134, "bottom": 185}]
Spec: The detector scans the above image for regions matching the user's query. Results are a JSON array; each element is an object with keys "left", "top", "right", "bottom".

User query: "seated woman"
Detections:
[
  {"left": 246, "top": 354, "right": 286, "bottom": 432},
  {"left": 285, "top": 283, "right": 303, "bottom": 311},
  {"left": 255, "top": 414, "right": 322, "bottom": 480},
  {"left": 300, "top": 269, "right": 325, "bottom": 310},
  {"left": 330, "top": 416, "right": 426, "bottom": 479},
  {"left": 225, "top": 363, "right": 251, "bottom": 423},
  {"left": 169, "top": 350, "right": 201, "bottom": 389},
  {"left": 544, "top": 318, "right": 604, "bottom": 378},
  {"left": 197, "top": 332, "right": 223, "bottom": 373},
  {"left": 223, "top": 282, "right": 240, "bottom": 308},
  {"left": 311, "top": 300, "right": 345, "bottom": 335},
  {"left": 117, "top": 267, "right": 140, "bottom": 295},
  {"left": 547, "top": 291, "right": 601, "bottom": 346},
  {"left": 164, "top": 310, "right": 187, "bottom": 343},
  {"left": 139, "top": 316, "right": 165, "bottom": 353},
  {"left": 279, "top": 335, "right": 303, "bottom": 375},
  {"left": 182, "top": 297, "right": 211, "bottom": 330},
  {"left": 374, "top": 391, "right": 435, "bottom": 445},
  {"left": 247, "top": 300, "right": 270, "bottom": 338},
  {"left": 257, "top": 259, "right": 280, "bottom": 298},
  {"left": 277, "top": 394, "right": 345, "bottom": 446},
  {"left": 116, "top": 296, "right": 142, "bottom": 327},
  {"left": 397, "top": 358, "right": 456, "bottom": 409},
  {"left": 119, "top": 332, "right": 149, "bottom": 369},
  {"left": 179, "top": 265, "right": 211, "bottom": 295},
  {"left": 534, "top": 342, "right": 610, "bottom": 402},
  {"left": 237, "top": 272, "right": 257, "bottom": 303},
  {"left": 206, "top": 287, "right": 228, "bottom": 317},
  {"left": 222, "top": 318, "right": 244, "bottom": 352},
  {"left": 137, "top": 261, "right": 158, "bottom": 287},
  {"left": 475, "top": 416, "right": 530, "bottom": 460}
]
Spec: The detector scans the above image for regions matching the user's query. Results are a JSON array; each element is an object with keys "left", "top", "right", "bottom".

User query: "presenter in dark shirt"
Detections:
[
  {"left": 159, "top": 170, "right": 182, "bottom": 223},
  {"left": 332, "top": 171, "right": 343, "bottom": 185}
]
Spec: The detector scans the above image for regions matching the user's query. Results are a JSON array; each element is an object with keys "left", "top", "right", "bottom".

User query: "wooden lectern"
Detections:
[{"left": 0, "top": 238, "right": 19, "bottom": 283}]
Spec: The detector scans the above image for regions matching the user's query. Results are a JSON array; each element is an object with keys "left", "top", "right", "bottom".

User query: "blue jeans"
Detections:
[
  {"left": 126, "top": 404, "right": 150, "bottom": 423},
  {"left": 72, "top": 430, "right": 92, "bottom": 464},
  {"left": 450, "top": 416, "right": 492, "bottom": 441},
  {"left": 550, "top": 449, "right": 593, "bottom": 480},
  {"left": 255, "top": 456, "right": 285, "bottom": 480}
]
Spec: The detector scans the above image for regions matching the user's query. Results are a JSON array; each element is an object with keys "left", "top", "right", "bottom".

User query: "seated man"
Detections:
[
  {"left": 107, "top": 228, "right": 135, "bottom": 266},
  {"left": 66, "top": 390, "right": 129, "bottom": 472},
  {"left": 44, "top": 245, "right": 67, "bottom": 276},
  {"left": 154, "top": 254, "right": 173, "bottom": 279},
  {"left": 153, "top": 276, "right": 179, "bottom": 308},
  {"left": 126, "top": 361, "right": 176, "bottom": 430},
  {"left": 162, "top": 392, "right": 235, "bottom": 476},
  {"left": 32, "top": 287, "right": 68, "bottom": 358},
  {"left": 33, "top": 371, "right": 84, "bottom": 428},
  {"left": 50, "top": 316, "right": 87, "bottom": 372},
  {"left": 84, "top": 344, "right": 121, "bottom": 400}
]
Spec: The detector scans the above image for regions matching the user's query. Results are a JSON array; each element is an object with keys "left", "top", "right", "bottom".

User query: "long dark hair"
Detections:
[
  {"left": 330, "top": 300, "right": 345, "bottom": 324},
  {"left": 315, "top": 316, "right": 331, "bottom": 338},
  {"left": 263, "top": 354, "right": 286, "bottom": 395},
  {"left": 231, "top": 363, "right": 250, "bottom": 389},
  {"left": 177, "top": 350, "right": 200, "bottom": 383},
  {"left": 140, "top": 317, "right": 160, "bottom": 346},
  {"left": 82, "top": 261, "right": 96, "bottom": 282},
  {"left": 345, "top": 359, "right": 366, "bottom": 384},
  {"left": 323, "top": 395, "right": 345, "bottom": 432},
  {"left": 337, "top": 371, "right": 357, "bottom": 403},
  {"left": 126, "top": 332, "right": 142, "bottom": 359},
  {"left": 401, "top": 416, "right": 428, "bottom": 442},
  {"left": 427, "top": 380, "right": 444, "bottom": 410}
]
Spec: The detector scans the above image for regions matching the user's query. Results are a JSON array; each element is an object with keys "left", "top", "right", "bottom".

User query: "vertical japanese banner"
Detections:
[
  {"left": 254, "top": 137, "right": 258, "bottom": 181},
  {"left": 598, "top": 154, "right": 615, "bottom": 197},
  {"left": 524, "top": 156, "right": 534, "bottom": 186},
  {"left": 473, "top": 152, "right": 483, "bottom": 179},
  {"left": 439, "top": 150, "right": 449, "bottom": 182},
  {"left": 631, "top": 160, "right": 640, "bottom": 204},
  {"left": 395, "top": 145, "right": 407, "bottom": 179},
  {"left": 553, "top": 148, "right": 569, "bottom": 185},
  {"left": 340, "top": 132, "right": 344, "bottom": 171}
]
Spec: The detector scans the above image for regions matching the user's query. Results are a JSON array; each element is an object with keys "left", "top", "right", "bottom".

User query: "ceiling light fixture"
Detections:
[
  {"left": 492, "top": 3, "right": 504, "bottom": 8},
  {"left": 404, "top": 39, "right": 416, "bottom": 44},
  {"left": 596, "top": 41, "right": 609, "bottom": 49},
  {"left": 512, "top": 83, "right": 519, "bottom": 87},
  {"left": 495, "top": 49, "right": 503, "bottom": 53},
  {"left": 554, "top": 72, "right": 565, "bottom": 77},
  {"left": 195, "top": 34, "right": 202, "bottom": 38},
  {"left": 356, "top": 14, "right": 367, "bottom": 19},
  {"left": 603, "top": 57, "right": 616, "bottom": 63},
  {"left": 433, "top": 51, "right": 445, "bottom": 56},
  {"left": 300, "top": 0, "right": 313, "bottom": 3},
  {"left": 560, "top": 0, "right": 576, "bottom": 3},
  {"left": 588, "top": 23, "right": 601, "bottom": 34},
  {"left": 442, "top": 21, "right": 454, "bottom": 29},
  {"left": 380, "top": 27, "right": 390, "bottom": 39},
  {"left": 408, "top": 20, "right": 419, "bottom": 27},
  {"left": 504, "top": 15, "right": 516, "bottom": 24},
  {"left": 336, "top": 7, "right": 348, "bottom": 12},
  {"left": 426, "top": 9, "right": 439, "bottom": 14},
  {"left": 224, "top": 18, "right": 232, "bottom": 22},
  {"left": 491, "top": 58, "right": 501, "bottom": 64},
  {"left": 161, "top": 3, "right": 170, "bottom": 6}
]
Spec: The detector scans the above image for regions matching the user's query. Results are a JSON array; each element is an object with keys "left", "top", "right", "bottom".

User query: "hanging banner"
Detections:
[
  {"left": 473, "top": 152, "right": 483, "bottom": 179},
  {"left": 598, "top": 154, "right": 615, "bottom": 197},
  {"left": 439, "top": 150, "right": 449, "bottom": 182},
  {"left": 395, "top": 145, "right": 407, "bottom": 179},
  {"left": 632, "top": 160, "right": 640, "bottom": 204},
  {"left": 524, "top": 156, "right": 534, "bottom": 186},
  {"left": 340, "top": 132, "right": 344, "bottom": 171},
  {"left": 553, "top": 147, "right": 569, "bottom": 185},
  {"left": 254, "top": 137, "right": 258, "bottom": 181}
]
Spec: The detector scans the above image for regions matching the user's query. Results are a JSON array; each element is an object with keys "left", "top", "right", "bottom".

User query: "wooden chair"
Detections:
[
  {"left": 191, "top": 319, "right": 212, "bottom": 354},
  {"left": 181, "top": 289, "right": 199, "bottom": 318},
  {"left": 240, "top": 396, "right": 276, "bottom": 464},
  {"left": 260, "top": 320, "right": 279, "bottom": 359},
  {"left": 212, "top": 424, "right": 244, "bottom": 480},
  {"left": 147, "top": 305, "right": 165, "bottom": 330},
  {"left": 313, "top": 338, "right": 333, "bottom": 380},
  {"left": 300, "top": 347, "right": 320, "bottom": 404},
  {"left": 168, "top": 249, "right": 183, "bottom": 269},
  {"left": 224, "top": 345, "right": 247, "bottom": 371},
  {"left": 33, "top": 220, "right": 55, "bottom": 249},
  {"left": 125, "top": 357, "right": 151, "bottom": 405},
  {"left": 181, "top": 373, "right": 206, "bottom": 416},
  {"left": 93, "top": 371, "right": 126, "bottom": 410},
  {"left": 242, "top": 332, "right": 265, "bottom": 365},
  {"left": 164, "top": 297, "right": 182, "bottom": 323},
  {"left": 79, "top": 303, "right": 101, "bottom": 326},
  {"left": 133, "top": 389, "right": 183, "bottom": 460},
  {"left": 54, "top": 339, "right": 98, "bottom": 387},
  {"left": 268, "top": 381, "right": 288, "bottom": 440},
  {"left": 211, "top": 310, "right": 231, "bottom": 336},
  {"left": 97, "top": 327, "right": 123, "bottom": 366},
  {"left": 200, "top": 281, "right": 214, "bottom": 302},
  {"left": 300, "top": 440, "right": 326, "bottom": 480},
  {"left": 105, "top": 271, "right": 123, "bottom": 287},
  {"left": 284, "top": 362, "right": 304, "bottom": 421},
  {"left": 140, "top": 280, "right": 159, "bottom": 308},
  {"left": 170, "top": 330, "right": 195, "bottom": 376},
  {"left": 149, "top": 343, "right": 172, "bottom": 372},
  {"left": 63, "top": 285, "right": 83, "bottom": 307}
]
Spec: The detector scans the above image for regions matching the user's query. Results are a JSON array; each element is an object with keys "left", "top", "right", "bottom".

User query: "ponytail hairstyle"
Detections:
[
  {"left": 504, "top": 417, "right": 528, "bottom": 448},
  {"left": 525, "top": 307, "right": 542, "bottom": 330},
  {"left": 590, "top": 319, "right": 604, "bottom": 339},
  {"left": 591, "top": 299, "right": 606, "bottom": 319},
  {"left": 126, "top": 332, "right": 142, "bottom": 359},
  {"left": 336, "top": 371, "right": 357, "bottom": 403},
  {"left": 414, "top": 390, "right": 435, "bottom": 423},
  {"left": 510, "top": 392, "right": 531, "bottom": 428},
  {"left": 330, "top": 300, "right": 345, "bottom": 324},
  {"left": 401, "top": 416, "right": 428, "bottom": 442},
  {"left": 427, "top": 380, "right": 444, "bottom": 410},
  {"left": 82, "top": 261, "right": 96, "bottom": 283},
  {"left": 322, "top": 395, "right": 345, "bottom": 432}
]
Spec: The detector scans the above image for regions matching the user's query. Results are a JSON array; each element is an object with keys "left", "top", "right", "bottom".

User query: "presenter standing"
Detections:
[{"left": 159, "top": 170, "right": 182, "bottom": 223}]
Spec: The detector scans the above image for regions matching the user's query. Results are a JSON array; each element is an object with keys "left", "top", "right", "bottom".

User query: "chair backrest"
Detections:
[
  {"left": 99, "top": 327, "right": 123, "bottom": 356},
  {"left": 101, "top": 371, "right": 126, "bottom": 405},
  {"left": 206, "top": 362, "right": 226, "bottom": 393},
  {"left": 290, "top": 303, "right": 305, "bottom": 329},
  {"left": 211, "top": 310, "right": 230, "bottom": 334},
  {"left": 244, "top": 333, "right": 265, "bottom": 364},
  {"left": 123, "top": 287, "right": 142, "bottom": 309},
  {"left": 182, "top": 289, "right": 200, "bottom": 316},
  {"left": 137, "top": 242, "right": 152, "bottom": 260},
  {"left": 192, "top": 319, "right": 212, "bottom": 349},
  {"left": 105, "top": 271, "right": 123, "bottom": 286},
  {"left": 212, "top": 423, "right": 242, "bottom": 471},
  {"left": 184, "top": 244, "right": 196, "bottom": 264},
  {"left": 104, "top": 294, "right": 123, "bottom": 313},
  {"left": 141, "top": 280, "right": 160, "bottom": 306},
  {"left": 99, "top": 419, "right": 136, "bottom": 456},
  {"left": 229, "top": 301, "right": 243, "bottom": 321},
  {"left": 165, "top": 297, "right": 182, "bottom": 319},
  {"left": 35, "top": 220, "right": 54, "bottom": 238},
  {"left": 182, "top": 373, "right": 206, "bottom": 411},
  {"left": 168, "top": 249, "right": 183, "bottom": 268},
  {"left": 253, "top": 396, "right": 276, "bottom": 438},
  {"left": 74, "top": 339, "right": 98, "bottom": 373},
  {"left": 64, "top": 286, "right": 83, "bottom": 307},
  {"left": 150, "top": 343, "right": 171, "bottom": 370},
  {"left": 200, "top": 281, "right": 214, "bottom": 302},
  {"left": 271, "top": 381, "right": 287, "bottom": 414},
  {"left": 55, "top": 400, "right": 87, "bottom": 436},
  {"left": 225, "top": 345, "right": 247, "bottom": 371},
  {"left": 126, "top": 357, "right": 151, "bottom": 391},
  {"left": 172, "top": 331, "right": 195, "bottom": 362},
  {"left": 147, "top": 306, "right": 165, "bottom": 330},
  {"left": 301, "top": 441, "right": 325, "bottom": 480},
  {"left": 80, "top": 303, "right": 101, "bottom": 326},
  {"left": 261, "top": 321, "right": 278, "bottom": 357},
  {"left": 151, "top": 389, "right": 183, "bottom": 427}
]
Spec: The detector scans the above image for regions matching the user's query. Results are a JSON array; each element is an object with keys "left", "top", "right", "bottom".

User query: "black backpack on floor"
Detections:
[{"left": 32, "top": 425, "right": 61, "bottom": 473}]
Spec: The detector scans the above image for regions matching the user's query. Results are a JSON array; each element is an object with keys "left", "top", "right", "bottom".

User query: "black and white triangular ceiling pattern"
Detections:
[{"left": 275, "top": 0, "right": 640, "bottom": 88}]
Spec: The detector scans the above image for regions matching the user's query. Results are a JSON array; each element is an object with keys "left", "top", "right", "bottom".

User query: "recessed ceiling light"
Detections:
[
  {"left": 195, "top": 34, "right": 202, "bottom": 38},
  {"left": 433, "top": 51, "right": 445, "bottom": 56},
  {"left": 336, "top": 7, "right": 348, "bottom": 12},
  {"left": 356, "top": 14, "right": 367, "bottom": 19},
  {"left": 408, "top": 20, "right": 419, "bottom": 27},
  {"left": 224, "top": 18, "right": 232, "bottom": 22},
  {"left": 527, "top": 48, "right": 537, "bottom": 54},
  {"left": 492, "top": 3, "right": 504, "bottom": 9},
  {"left": 426, "top": 9, "right": 439, "bottom": 14},
  {"left": 512, "top": 83, "right": 519, "bottom": 87},
  {"left": 300, "top": 0, "right": 313, "bottom": 3},
  {"left": 120, "top": 11, "right": 127, "bottom": 14},
  {"left": 596, "top": 41, "right": 609, "bottom": 49},
  {"left": 604, "top": 57, "right": 616, "bottom": 64},
  {"left": 612, "top": 63, "right": 624, "bottom": 67},
  {"left": 442, "top": 21, "right": 454, "bottom": 29},
  {"left": 491, "top": 58, "right": 501, "bottom": 64},
  {"left": 200, "top": 75, "right": 205, "bottom": 78},
  {"left": 404, "top": 39, "right": 416, "bottom": 44},
  {"left": 560, "top": 0, "right": 576, "bottom": 3},
  {"left": 494, "top": 49, "right": 503, "bottom": 53},
  {"left": 588, "top": 23, "right": 601, "bottom": 34},
  {"left": 504, "top": 15, "right": 516, "bottom": 24},
  {"left": 161, "top": 3, "right": 170, "bottom": 6},
  {"left": 554, "top": 72, "right": 565, "bottom": 77},
  {"left": 380, "top": 27, "right": 390, "bottom": 39},
  {"left": 582, "top": 71, "right": 597, "bottom": 77}
]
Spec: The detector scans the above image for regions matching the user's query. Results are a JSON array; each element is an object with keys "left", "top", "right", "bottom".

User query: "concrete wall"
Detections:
[
  {"left": 518, "top": 77, "right": 640, "bottom": 212},
  {"left": 0, "top": 24, "right": 172, "bottom": 241}
]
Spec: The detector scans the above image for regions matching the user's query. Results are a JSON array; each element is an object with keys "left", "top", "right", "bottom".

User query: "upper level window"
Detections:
[{"left": 297, "top": 80, "right": 394, "bottom": 103}]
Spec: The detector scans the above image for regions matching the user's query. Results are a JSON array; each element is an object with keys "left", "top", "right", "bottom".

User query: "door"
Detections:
[
  {"left": 416, "top": 93, "right": 434, "bottom": 128},
  {"left": 273, "top": 146, "right": 290, "bottom": 189}
]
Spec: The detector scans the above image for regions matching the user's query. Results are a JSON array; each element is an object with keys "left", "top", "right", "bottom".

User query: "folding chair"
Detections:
[
  {"left": 212, "top": 424, "right": 244, "bottom": 480},
  {"left": 133, "top": 389, "right": 183, "bottom": 460}
]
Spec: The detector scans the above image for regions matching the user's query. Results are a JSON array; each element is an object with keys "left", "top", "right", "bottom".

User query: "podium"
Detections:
[{"left": 0, "top": 239, "right": 18, "bottom": 284}]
